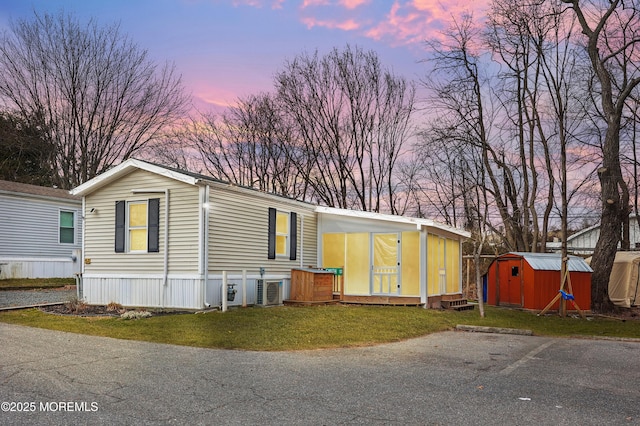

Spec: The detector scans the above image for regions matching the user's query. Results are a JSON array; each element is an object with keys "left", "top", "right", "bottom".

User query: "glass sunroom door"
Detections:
[{"left": 372, "top": 233, "right": 400, "bottom": 295}]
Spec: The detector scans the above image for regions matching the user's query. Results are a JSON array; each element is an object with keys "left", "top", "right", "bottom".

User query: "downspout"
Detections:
[
  {"left": 79, "top": 196, "right": 86, "bottom": 300},
  {"left": 163, "top": 189, "right": 169, "bottom": 290},
  {"left": 299, "top": 215, "right": 304, "bottom": 268},
  {"left": 420, "top": 224, "right": 428, "bottom": 308},
  {"left": 202, "top": 185, "right": 210, "bottom": 307}
]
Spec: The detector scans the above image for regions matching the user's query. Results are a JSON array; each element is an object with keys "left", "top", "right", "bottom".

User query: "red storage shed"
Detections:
[{"left": 485, "top": 252, "right": 592, "bottom": 311}]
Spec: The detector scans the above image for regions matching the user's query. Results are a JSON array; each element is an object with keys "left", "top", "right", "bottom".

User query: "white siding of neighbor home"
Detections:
[
  {"left": 82, "top": 169, "right": 200, "bottom": 275},
  {"left": 0, "top": 192, "right": 82, "bottom": 258},
  {"left": 207, "top": 183, "right": 318, "bottom": 276},
  {"left": 0, "top": 190, "right": 82, "bottom": 278}
]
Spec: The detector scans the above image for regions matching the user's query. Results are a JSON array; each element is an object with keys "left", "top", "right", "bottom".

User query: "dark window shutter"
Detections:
[
  {"left": 148, "top": 198, "right": 160, "bottom": 253},
  {"left": 267, "top": 207, "right": 276, "bottom": 259},
  {"left": 115, "top": 200, "right": 125, "bottom": 253},
  {"left": 289, "top": 212, "right": 297, "bottom": 260}
]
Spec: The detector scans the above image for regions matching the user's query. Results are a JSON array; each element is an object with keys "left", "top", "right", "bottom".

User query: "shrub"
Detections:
[
  {"left": 106, "top": 302, "right": 124, "bottom": 313},
  {"left": 64, "top": 297, "right": 88, "bottom": 314},
  {"left": 120, "top": 310, "right": 152, "bottom": 320}
]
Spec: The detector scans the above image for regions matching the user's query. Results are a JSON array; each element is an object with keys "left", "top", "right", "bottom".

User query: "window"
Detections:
[
  {"left": 275, "top": 211, "right": 289, "bottom": 256},
  {"left": 115, "top": 199, "right": 159, "bottom": 253},
  {"left": 59, "top": 211, "right": 75, "bottom": 244},
  {"left": 128, "top": 202, "right": 148, "bottom": 252},
  {"left": 267, "top": 208, "right": 297, "bottom": 260}
]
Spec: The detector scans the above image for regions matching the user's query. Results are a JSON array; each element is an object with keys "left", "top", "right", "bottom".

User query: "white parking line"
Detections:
[{"left": 500, "top": 340, "right": 556, "bottom": 375}]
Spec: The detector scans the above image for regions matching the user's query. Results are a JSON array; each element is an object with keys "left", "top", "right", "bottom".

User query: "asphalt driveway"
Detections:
[{"left": 1, "top": 323, "right": 639, "bottom": 425}]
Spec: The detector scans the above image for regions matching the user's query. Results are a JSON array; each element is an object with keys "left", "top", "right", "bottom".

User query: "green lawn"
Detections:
[
  {"left": 0, "top": 278, "right": 75, "bottom": 290},
  {"left": 0, "top": 305, "right": 638, "bottom": 351}
]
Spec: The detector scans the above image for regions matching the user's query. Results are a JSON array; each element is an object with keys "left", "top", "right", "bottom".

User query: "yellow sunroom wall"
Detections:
[
  {"left": 446, "top": 237, "right": 461, "bottom": 293},
  {"left": 322, "top": 232, "right": 369, "bottom": 295},
  {"left": 426, "top": 233, "right": 461, "bottom": 295},
  {"left": 401, "top": 231, "right": 420, "bottom": 296},
  {"left": 426, "top": 234, "right": 441, "bottom": 295},
  {"left": 322, "top": 231, "right": 422, "bottom": 297},
  {"left": 322, "top": 233, "right": 345, "bottom": 269},
  {"left": 344, "top": 233, "right": 370, "bottom": 295}
]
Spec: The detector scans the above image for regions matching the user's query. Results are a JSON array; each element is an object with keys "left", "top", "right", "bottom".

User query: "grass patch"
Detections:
[
  {"left": 0, "top": 278, "right": 75, "bottom": 290},
  {"left": 0, "top": 305, "right": 637, "bottom": 351}
]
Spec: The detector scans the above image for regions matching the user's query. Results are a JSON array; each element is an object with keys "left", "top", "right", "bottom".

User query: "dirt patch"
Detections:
[
  {"left": 39, "top": 303, "right": 194, "bottom": 318},
  {"left": 40, "top": 304, "right": 121, "bottom": 317},
  {"left": 595, "top": 306, "right": 640, "bottom": 322}
]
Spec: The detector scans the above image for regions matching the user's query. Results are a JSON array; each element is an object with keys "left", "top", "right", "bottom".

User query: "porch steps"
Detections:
[{"left": 441, "top": 299, "right": 475, "bottom": 311}]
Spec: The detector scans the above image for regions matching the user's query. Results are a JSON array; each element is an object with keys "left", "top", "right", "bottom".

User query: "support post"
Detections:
[
  {"left": 242, "top": 269, "right": 247, "bottom": 308},
  {"left": 222, "top": 271, "right": 228, "bottom": 312}
]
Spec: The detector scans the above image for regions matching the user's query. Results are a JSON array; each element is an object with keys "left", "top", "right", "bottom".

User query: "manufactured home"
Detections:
[
  {"left": 0, "top": 180, "right": 82, "bottom": 279},
  {"left": 71, "top": 159, "right": 469, "bottom": 309}
]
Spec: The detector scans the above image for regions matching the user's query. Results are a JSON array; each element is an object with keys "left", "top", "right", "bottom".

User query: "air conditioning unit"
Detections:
[{"left": 256, "top": 280, "right": 283, "bottom": 306}]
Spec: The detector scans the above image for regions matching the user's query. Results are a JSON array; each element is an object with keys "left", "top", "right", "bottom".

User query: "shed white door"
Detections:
[{"left": 372, "top": 233, "right": 400, "bottom": 296}]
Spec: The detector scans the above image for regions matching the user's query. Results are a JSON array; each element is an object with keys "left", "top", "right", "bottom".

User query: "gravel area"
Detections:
[{"left": 0, "top": 287, "right": 77, "bottom": 309}]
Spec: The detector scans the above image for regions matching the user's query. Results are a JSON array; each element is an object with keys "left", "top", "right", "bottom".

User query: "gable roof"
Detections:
[
  {"left": 70, "top": 159, "right": 200, "bottom": 196},
  {"left": 71, "top": 158, "right": 317, "bottom": 210},
  {"left": 0, "top": 179, "right": 80, "bottom": 202},
  {"left": 71, "top": 158, "right": 470, "bottom": 237}
]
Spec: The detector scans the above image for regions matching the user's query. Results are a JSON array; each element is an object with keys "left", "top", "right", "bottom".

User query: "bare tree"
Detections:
[
  {"left": 275, "top": 45, "right": 415, "bottom": 212},
  {"left": 421, "top": 15, "right": 536, "bottom": 251},
  {"left": 0, "top": 11, "right": 189, "bottom": 189},
  {"left": 177, "top": 93, "right": 310, "bottom": 200},
  {"left": 562, "top": 0, "right": 640, "bottom": 311}
]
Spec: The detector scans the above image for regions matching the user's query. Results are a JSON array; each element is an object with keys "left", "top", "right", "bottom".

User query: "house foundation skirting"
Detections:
[
  {"left": 81, "top": 273, "right": 292, "bottom": 309},
  {"left": 81, "top": 275, "right": 204, "bottom": 309},
  {"left": 340, "top": 295, "right": 422, "bottom": 305}
]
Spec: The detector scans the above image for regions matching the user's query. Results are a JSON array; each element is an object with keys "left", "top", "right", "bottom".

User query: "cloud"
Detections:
[
  {"left": 301, "top": 16, "right": 361, "bottom": 31},
  {"left": 301, "top": 0, "right": 369, "bottom": 8},
  {"left": 340, "top": 0, "right": 370, "bottom": 9},
  {"left": 301, "top": 0, "right": 331, "bottom": 7},
  {"left": 366, "top": 0, "right": 489, "bottom": 46},
  {"left": 236, "top": 0, "right": 489, "bottom": 47},
  {"left": 232, "top": 0, "right": 285, "bottom": 9}
]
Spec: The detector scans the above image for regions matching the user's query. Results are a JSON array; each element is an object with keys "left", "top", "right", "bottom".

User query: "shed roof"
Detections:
[
  {"left": 510, "top": 252, "right": 593, "bottom": 272},
  {"left": 316, "top": 206, "right": 470, "bottom": 238}
]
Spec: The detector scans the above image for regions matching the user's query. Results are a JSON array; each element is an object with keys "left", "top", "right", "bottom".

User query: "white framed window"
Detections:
[
  {"left": 128, "top": 201, "right": 148, "bottom": 252},
  {"left": 275, "top": 210, "right": 289, "bottom": 257},
  {"left": 115, "top": 198, "right": 159, "bottom": 253},
  {"left": 59, "top": 210, "right": 75, "bottom": 244},
  {"left": 267, "top": 208, "right": 297, "bottom": 260}
]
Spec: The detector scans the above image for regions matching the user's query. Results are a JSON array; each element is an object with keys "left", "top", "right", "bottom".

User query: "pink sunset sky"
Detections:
[{"left": 0, "top": 0, "right": 489, "bottom": 113}]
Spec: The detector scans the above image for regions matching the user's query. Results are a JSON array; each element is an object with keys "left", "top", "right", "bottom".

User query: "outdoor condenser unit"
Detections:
[{"left": 256, "top": 280, "right": 283, "bottom": 306}]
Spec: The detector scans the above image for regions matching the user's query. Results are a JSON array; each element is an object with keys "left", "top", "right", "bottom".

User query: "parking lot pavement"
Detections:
[{"left": 1, "top": 322, "right": 639, "bottom": 425}]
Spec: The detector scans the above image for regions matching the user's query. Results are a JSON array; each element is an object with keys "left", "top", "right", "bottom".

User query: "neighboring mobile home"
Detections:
[
  {"left": 0, "top": 180, "right": 82, "bottom": 279},
  {"left": 71, "top": 159, "right": 469, "bottom": 309},
  {"left": 485, "top": 252, "right": 592, "bottom": 311}
]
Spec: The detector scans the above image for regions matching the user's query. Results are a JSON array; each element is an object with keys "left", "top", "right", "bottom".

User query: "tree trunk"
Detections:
[{"left": 590, "top": 125, "right": 625, "bottom": 312}]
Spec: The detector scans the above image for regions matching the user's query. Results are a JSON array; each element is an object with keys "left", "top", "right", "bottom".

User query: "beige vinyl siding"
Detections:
[
  {"left": 83, "top": 169, "right": 200, "bottom": 275},
  {"left": 207, "top": 184, "right": 317, "bottom": 274}
]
